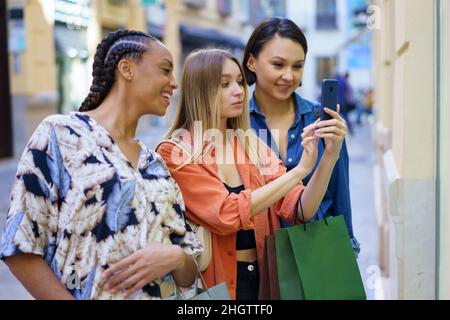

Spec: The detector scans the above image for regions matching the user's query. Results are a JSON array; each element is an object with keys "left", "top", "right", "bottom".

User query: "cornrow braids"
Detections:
[{"left": 79, "top": 29, "right": 157, "bottom": 112}]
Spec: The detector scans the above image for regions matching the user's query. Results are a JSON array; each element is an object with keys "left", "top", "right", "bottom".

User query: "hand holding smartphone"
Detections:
[{"left": 320, "top": 79, "right": 339, "bottom": 121}]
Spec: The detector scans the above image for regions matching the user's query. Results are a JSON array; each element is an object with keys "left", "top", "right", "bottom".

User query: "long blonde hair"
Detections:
[{"left": 165, "top": 48, "right": 264, "bottom": 171}]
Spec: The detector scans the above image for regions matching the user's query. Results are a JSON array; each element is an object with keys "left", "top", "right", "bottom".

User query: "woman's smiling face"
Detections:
[
  {"left": 131, "top": 42, "right": 178, "bottom": 116},
  {"left": 247, "top": 34, "right": 305, "bottom": 101}
]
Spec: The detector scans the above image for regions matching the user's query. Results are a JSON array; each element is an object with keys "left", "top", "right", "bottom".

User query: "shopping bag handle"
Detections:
[
  {"left": 295, "top": 191, "right": 328, "bottom": 231},
  {"left": 174, "top": 257, "right": 214, "bottom": 299}
]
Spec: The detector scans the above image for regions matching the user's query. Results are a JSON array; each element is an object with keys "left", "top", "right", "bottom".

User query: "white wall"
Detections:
[
  {"left": 288, "top": 0, "right": 372, "bottom": 102},
  {"left": 288, "top": 0, "right": 347, "bottom": 101},
  {"left": 438, "top": 0, "right": 450, "bottom": 300}
]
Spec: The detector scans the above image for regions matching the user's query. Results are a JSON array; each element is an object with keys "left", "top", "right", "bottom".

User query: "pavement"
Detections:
[
  {"left": 0, "top": 116, "right": 380, "bottom": 300},
  {"left": 346, "top": 121, "right": 380, "bottom": 300}
]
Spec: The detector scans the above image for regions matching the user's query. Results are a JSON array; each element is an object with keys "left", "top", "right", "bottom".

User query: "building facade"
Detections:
[
  {"left": 287, "top": 0, "right": 372, "bottom": 102},
  {"left": 436, "top": 0, "right": 449, "bottom": 300},
  {"left": 155, "top": 0, "right": 286, "bottom": 76},
  {"left": 5, "top": 0, "right": 285, "bottom": 158},
  {"left": 0, "top": 0, "right": 13, "bottom": 158},
  {"left": 7, "top": 0, "right": 58, "bottom": 158},
  {"left": 372, "top": 0, "right": 449, "bottom": 299}
]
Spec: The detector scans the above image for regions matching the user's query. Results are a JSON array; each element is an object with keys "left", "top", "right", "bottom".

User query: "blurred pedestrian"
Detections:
[
  {"left": 243, "top": 17, "right": 360, "bottom": 256},
  {"left": 0, "top": 29, "right": 202, "bottom": 300},
  {"left": 357, "top": 88, "right": 373, "bottom": 126},
  {"left": 334, "top": 71, "right": 354, "bottom": 135},
  {"left": 344, "top": 72, "right": 357, "bottom": 123}
]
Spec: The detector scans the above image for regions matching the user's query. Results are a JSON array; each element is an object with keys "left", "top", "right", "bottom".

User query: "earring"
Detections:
[{"left": 128, "top": 72, "right": 133, "bottom": 81}]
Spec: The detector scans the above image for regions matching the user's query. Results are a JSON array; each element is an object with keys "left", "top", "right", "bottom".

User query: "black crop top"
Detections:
[{"left": 223, "top": 183, "right": 257, "bottom": 250}]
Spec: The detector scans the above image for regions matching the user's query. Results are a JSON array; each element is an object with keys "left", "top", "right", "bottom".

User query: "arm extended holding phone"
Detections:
[
  {"left": 293, "top": 79, "right": 348, "bottom": 220},
  {"left": 315, "top": 79, "right": 347, "bottom": 162}
]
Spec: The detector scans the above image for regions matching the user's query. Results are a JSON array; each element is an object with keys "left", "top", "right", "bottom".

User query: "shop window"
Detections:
[
  {"left": 108, "top": 0, "right": 127, "bottom": 6},
  {"left": 238, "top": 0, "right": 250, "bottom": 24},
  {"left": 316, "top": 0, "right": 337, "bottom": 30},
  {"left": 183, "top": 0, "right": 206, "bottom": 9},
  {"left": 316, "top": 56, "right": 336, "bottom": 85},
  {"left": 217, "top": 0, "right": 232, "bottom": 17}
]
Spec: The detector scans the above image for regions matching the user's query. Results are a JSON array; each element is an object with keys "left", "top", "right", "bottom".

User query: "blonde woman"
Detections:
[{"left": 156, "top": 49, "right": 346, "bottom": 300}]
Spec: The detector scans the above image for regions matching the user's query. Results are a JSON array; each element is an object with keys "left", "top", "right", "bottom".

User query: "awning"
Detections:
[{"left": 179, "top": 23, "right": 244, "bottom": 49}]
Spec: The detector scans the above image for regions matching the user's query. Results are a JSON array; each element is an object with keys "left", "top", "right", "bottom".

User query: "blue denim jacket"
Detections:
[{"left": 249, "top": 92, "right": 360, "bottom": 256}]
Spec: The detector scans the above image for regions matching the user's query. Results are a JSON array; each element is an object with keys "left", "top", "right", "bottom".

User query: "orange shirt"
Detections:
[{"left": 156, "top": 131, "right": 304, "bottom": 299}]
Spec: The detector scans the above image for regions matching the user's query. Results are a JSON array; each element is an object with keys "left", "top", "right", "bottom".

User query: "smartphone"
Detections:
[{"left": 320, "top": 79, "right": 339, "bottom": 121}]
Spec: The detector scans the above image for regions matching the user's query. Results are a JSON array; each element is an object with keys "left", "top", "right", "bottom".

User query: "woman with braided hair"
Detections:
[{"left": 0, "top": 29, "right": 202, "bottom": 299}]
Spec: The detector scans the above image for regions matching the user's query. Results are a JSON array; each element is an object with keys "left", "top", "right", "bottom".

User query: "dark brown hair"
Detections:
[{"left": 243, "top": 17, "right": 308, "bottom": 86}]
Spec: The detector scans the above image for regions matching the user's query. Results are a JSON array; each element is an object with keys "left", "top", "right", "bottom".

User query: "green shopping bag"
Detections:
[
  {"left": 275, "top": 227, "right": 305, "bottom": 300},
  {"left": 275, "top": 195, "right": 366, "bottom": 300}
]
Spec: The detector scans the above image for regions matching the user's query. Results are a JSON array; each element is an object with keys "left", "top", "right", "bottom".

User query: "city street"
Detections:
[
  {"left": 0, "top": 119, "right": 379, "bottom": 300},
  {"left": 347, "top": 121, "right": 379, "bottom": 300}
]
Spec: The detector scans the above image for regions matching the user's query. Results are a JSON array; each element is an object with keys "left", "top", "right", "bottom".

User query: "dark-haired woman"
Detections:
[
  {"left": 0, "top": 30, "right": 202, "bottom": 300},
  {"left": 243, "top": 18, "right": 360, "bottom": 255}
]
